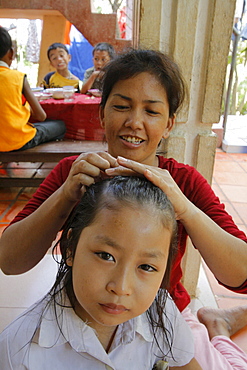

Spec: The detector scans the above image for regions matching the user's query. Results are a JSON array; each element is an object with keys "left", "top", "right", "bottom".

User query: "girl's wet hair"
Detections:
[{"left": 100, "top": 48, "right": 185, "bottom": 117}]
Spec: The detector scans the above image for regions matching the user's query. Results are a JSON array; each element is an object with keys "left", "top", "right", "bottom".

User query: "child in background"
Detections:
[
  {"left": 81, "top": 42, "right": 115, "bottom": 94},
  {"left": 0, "top": 176, "right": 201, "bottom": 369},
  {"left": 42, "top": 42, "right": 81, "bottom": 91},
  {"left": 0, "top": 27, "right": 66, "bottom": 152}
]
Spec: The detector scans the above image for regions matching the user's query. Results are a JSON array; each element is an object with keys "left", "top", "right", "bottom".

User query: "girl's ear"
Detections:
[
  {"left": 66, "top": 228, "right": 73, "bottom": 266},
  {"left": 66, "top": 251, "right": 73, "bottom": 267},
  {"left": 99, "top": 106, "right": 105, "bottom": 129},
  {"left": 67, "top": 228, "right": 72, "bottom": 239},
  {"left": 162, "top": 115, "right": 175, "bottom": 139}
]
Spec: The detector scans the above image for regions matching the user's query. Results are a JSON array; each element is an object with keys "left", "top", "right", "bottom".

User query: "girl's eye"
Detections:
[
  {"left": 95, "top": 252, "right": 115, "bottom": 261},
  {"left": 139, "top": 264, "right": 157, "bottom": 272}
]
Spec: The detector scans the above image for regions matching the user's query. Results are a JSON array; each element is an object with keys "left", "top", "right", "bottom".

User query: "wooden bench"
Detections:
[{"left": 0, "top": 139, "right": 106, "bottom": 187}]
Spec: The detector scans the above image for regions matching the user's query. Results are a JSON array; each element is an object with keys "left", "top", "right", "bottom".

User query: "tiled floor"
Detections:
[{"left": 0, "top": 147, "right": 247, "bottom": 351}]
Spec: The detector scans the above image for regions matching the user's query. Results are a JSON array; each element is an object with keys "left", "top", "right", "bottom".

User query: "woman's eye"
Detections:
[
  {"left": 95, "top": 252, "right": 115, "bottom": 261},
  {"left": 139, "top": 264, "right": 157, "bottom": 272},
  {"left": 146, "top": 109, "right": 159, "bottom": 115},
  {"left": 114, "top": 105, "right": 129, "bottom": 110}
]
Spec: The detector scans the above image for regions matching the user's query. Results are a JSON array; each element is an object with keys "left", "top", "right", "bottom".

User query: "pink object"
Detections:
[{"left": 182, "top": 307, "right": 247, "bottom": 369}]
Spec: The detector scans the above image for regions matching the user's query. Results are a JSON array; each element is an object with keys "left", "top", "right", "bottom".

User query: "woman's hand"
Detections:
[
  {"left": 61, "top": 151, "right": 119, "bottom": 203},
  {"left": 105, "top": 156, "right": 192, "bottom": 220}
]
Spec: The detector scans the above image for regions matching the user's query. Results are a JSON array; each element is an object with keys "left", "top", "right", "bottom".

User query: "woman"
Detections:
[{"left": 0, "top": 49, "right": 247, "bottom": 369}]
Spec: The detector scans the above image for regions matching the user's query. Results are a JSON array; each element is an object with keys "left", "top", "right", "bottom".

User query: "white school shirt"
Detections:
[{"left": 0, "top": 293, "right": 194, "bottom": 369}]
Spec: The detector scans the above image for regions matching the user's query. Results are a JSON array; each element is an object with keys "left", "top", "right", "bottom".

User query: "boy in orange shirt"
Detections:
[{"left": 0, "top": 27, "right": 66, "bottom": 152}]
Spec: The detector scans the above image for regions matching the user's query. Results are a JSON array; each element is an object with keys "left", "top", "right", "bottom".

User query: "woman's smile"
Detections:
[{"left": 120, "top": 135, "right": 145, "bottom": 146}]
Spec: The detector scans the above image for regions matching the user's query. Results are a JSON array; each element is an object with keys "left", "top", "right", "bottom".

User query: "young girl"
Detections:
[{"left": 0, "top": 176, "right": 200, "bottom": 369}]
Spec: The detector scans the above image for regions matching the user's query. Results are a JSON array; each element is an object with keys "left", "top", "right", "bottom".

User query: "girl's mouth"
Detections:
[{"left": 100, "top": 303, "right": 128, "bottom": 315}]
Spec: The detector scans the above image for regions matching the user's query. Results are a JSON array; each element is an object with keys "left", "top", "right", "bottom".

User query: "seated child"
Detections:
[
  {"left": 81, "top": 42, "right": 115, "bottom": 94},
  {"left": 42, "top": 42, "right": 81, "bottom": 91},
  {"left": 0, "top": 176, "right": 201, "bottom": 369},
  {"left": 0, "top": 27, "right": 66, "bottom": 152}
]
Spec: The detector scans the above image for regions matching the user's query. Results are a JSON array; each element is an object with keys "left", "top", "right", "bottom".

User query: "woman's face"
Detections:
[
  {"left": 69, "top": 203, "right": 171, "bottom": 336},
  {"left": 100, "top": 72, "right": 175, "bottom": 166}
]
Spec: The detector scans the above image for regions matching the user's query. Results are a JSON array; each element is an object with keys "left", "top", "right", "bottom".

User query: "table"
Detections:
[{"left": 40, "top": 93, "right": 104, "bottom": 141}]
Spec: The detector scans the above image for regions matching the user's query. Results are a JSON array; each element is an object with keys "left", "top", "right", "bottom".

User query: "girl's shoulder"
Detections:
[{"left": 0, "top": 298, "right": 47, "bottom": 364}]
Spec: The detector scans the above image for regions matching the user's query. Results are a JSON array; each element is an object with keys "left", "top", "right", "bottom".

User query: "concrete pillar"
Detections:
[
  {"left": 139, "top": 0, "right": 236, "bottom": 296},
  {"left": 37, "top": 14, "right": 67, "bottom": 86}
]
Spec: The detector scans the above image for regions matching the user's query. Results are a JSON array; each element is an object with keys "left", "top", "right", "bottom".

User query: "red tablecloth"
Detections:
[{"left": 40, "top": 93, "right": 104, "bottom": 141}]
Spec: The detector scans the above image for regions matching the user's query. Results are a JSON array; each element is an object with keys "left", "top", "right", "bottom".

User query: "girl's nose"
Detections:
[{"left": 106, "top": 270, "right": 132, "bottom": 296}]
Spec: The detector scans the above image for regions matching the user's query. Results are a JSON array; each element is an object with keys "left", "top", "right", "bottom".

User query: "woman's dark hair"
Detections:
[
  {"left": 0, "top": 27, "right": 12, "bottom": 59},
  {"left": 49, "top": 176, "right": 178, "bottom": 357},
  {"left": 100, "top": 48, "right": 185, "bottom": 117}
]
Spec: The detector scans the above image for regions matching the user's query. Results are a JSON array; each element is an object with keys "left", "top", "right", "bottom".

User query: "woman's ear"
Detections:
[
  {"left": 162, "top": 115, "right": 175, "bottom": 139},
  {"left": 99, "top": 106, "right": 105, "bottom": 129}
]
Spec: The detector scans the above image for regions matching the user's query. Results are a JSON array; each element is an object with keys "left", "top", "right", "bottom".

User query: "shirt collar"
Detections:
[
  {"left": 38, "top": 292, "right": 154, "bottom": 352},
  {"left": 0, "top": 61, "right": 9, "bottom": 68}
]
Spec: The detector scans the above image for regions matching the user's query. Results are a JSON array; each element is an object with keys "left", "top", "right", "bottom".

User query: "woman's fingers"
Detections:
[
  {"left": 113, "top": 156, "right": 190, "bottom": 220},
  {"left": 62, "top": 152, "right": 118, "bottom": 202},
  {"left": 74, "top": 152, "right": 117, "bottom": 170},
  {"left": 116, "top": 156, "right": 147, "bottom": 174}
]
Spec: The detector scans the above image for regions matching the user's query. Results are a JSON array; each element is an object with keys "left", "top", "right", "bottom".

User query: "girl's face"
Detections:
[
  {"left": 69, "top": 203, "right": 171, "bottom": 336},
  {"left": 100, "top": 72, "right": 175, "bottom": 166}
]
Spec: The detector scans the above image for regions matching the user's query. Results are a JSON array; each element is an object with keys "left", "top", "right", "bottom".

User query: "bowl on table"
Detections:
[{"left": 52, "top": 89, "right": 65, "bottom": 99}]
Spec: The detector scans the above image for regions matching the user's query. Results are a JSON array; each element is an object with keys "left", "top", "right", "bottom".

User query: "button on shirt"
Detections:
[{"left": 0, "top": 293, "right": 194, "bottom": 369}]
